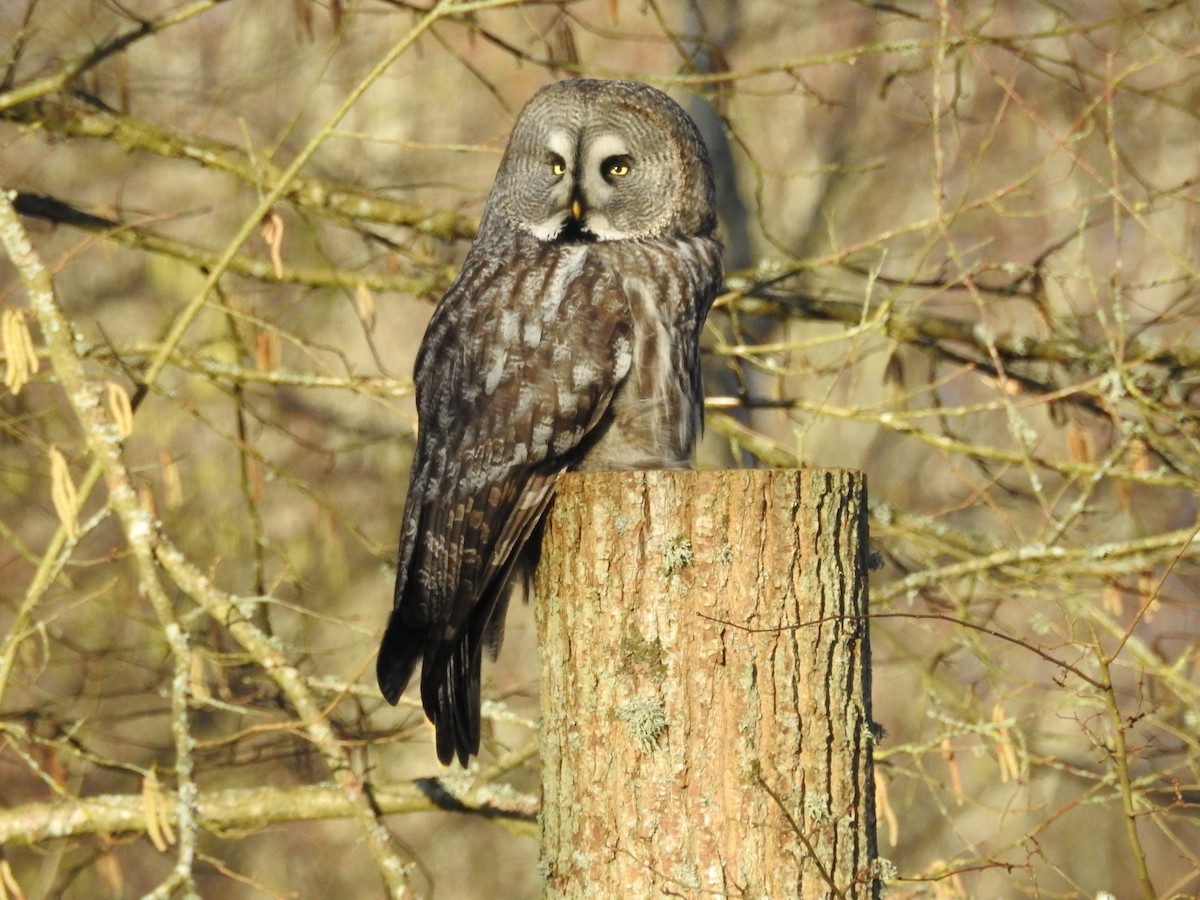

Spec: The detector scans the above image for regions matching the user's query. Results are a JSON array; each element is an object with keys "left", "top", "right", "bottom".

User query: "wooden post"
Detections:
[{"left": 535, "top": 469, "right": 877, "bottom": 899}]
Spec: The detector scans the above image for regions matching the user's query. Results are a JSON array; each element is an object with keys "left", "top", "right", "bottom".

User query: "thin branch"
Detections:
[
  {"left": 13, "top": 190, "right": 454, "bottom": 296},
  {"left": 4, "top": 95, "right": 479, "bottom": 242},
  {"left": 733, "top": 284, "right": 1200, "bottom": 374},
  {"left": 1, "top": 189, "right": 202, "bottom": 896},
  {"left": 0, "top": 0, "right": 234, "bottom": 111},
  {"left": 1094, "top": 650, "right": 1157, "bottom": 899},
  {"left": 0, "top": 778, "right": 537, "bottom": 847}
]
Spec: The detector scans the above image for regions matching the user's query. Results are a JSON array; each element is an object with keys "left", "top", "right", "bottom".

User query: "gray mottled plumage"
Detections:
[{"left": 377, "top": 78, "right": 723, "bottom": 765}]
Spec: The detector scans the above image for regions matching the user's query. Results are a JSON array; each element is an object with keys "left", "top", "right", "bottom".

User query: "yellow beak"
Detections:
[{"left": 571, "top": 198, "right": 582, "bottom": 220}]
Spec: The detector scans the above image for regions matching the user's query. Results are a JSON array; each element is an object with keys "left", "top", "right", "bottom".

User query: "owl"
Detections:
[{"left": 377, "top": 78, "right": 723, "bottom": 765}]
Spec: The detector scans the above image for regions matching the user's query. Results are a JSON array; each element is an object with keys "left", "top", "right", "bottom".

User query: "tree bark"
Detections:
[{"left": 535, "top": 469, "right": 877, "bottom": 899}]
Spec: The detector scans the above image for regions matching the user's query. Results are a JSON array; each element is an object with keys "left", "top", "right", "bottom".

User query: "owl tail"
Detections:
[
  {"left": 377, "top": 608, "right": 485, "bottom": 767},
  {"left": 377, "top": 610, "right": 423, "bottom": 705},
  {"left": 377, "top": 534, "right": 532, "bottom": 765},
  {"left": 425, "top": 639, "right": 483, "bottom": 767}
]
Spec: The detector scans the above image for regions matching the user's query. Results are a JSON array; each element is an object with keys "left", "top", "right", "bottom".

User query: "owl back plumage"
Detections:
[{"left": 377, "top": 79, "right": 723, "bottom": 766}]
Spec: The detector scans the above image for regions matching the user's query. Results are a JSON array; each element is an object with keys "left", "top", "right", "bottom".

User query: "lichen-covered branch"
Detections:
[
  {"left": 0, "top": 774, "right": 538, "bottom": 848},
  {"left": 1, "top": 190, "right": 203, "bottom": 896}
]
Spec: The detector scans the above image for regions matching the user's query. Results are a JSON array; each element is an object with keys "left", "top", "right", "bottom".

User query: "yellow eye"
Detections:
[
  {"left": 550, "top": 158, "right": 567, "bottom": 177},
  {"left": 601, "top": 155, "right": 633, "bottom": 180}
]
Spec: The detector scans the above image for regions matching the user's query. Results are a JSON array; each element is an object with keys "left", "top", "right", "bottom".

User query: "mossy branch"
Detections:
[{"left": 0, "top": 775, "right": 538, "bottom": 847}]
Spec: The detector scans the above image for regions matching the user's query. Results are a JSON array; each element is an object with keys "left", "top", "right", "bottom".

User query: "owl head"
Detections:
[{"left": 484, "top": 78, "right": 717, "bottom": 242}]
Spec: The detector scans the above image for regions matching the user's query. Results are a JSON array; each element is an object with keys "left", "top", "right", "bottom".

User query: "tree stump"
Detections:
[{"left": 535, "top": 469, "right": 877, "bottom": 899}]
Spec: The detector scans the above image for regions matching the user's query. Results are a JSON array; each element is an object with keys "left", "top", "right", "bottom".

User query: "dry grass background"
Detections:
[{"left": 1, "top": 1, "right": 1199, "bottom": 897}]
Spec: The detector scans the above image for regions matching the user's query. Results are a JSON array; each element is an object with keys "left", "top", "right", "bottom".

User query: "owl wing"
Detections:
[{"left": 377, "top": 242, "right": 631, "bottom": 765}]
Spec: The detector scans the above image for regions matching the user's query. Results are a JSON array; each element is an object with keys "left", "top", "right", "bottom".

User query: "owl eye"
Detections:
[
  {"left": 602, "top": 155, "right": 633, "bottom": 179},
  {"left": 549, "top": 154, "right": 567, "bottom": 177}
]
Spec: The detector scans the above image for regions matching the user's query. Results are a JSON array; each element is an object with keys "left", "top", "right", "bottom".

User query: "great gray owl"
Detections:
[{"left": 377, "top": 78, "right": 723, "bottom": 765}]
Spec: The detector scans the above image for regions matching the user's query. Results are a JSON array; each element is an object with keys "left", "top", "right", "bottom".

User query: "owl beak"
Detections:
[{"left": 570, "top": 197, "right": 583, "bottom": 221}]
